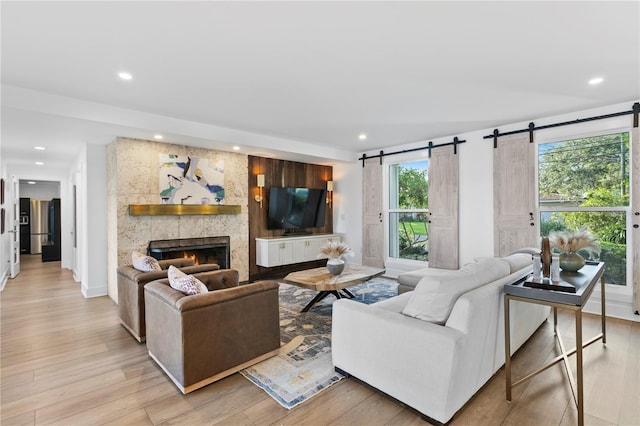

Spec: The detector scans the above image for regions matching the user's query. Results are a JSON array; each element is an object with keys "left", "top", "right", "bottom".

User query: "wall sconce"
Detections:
[
  {"left": 255, "top": 174, "right": 265, "bottom": 208},
  {"left": 326, "top": 180, "right": 333, "bottom": 207}
]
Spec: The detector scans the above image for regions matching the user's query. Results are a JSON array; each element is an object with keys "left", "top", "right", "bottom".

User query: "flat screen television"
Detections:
[{"left": 267, "top": 187, "right": 327, "bottom": 232}]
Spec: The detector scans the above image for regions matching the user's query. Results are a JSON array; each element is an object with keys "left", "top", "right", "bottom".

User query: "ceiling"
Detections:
[{"left": 2, "top": 1, "right": 639, "bottom": 177}]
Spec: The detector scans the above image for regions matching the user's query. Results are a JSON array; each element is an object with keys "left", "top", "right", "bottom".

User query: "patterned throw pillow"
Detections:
[
  {"left": 167, "top": 265, "right": 209, "bottom": 295},
  {"left": 131, "top": 251, "right": 162, "bottom": 272}
]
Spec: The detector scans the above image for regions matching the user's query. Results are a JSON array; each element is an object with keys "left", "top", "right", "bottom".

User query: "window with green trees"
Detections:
[
  {"left": 538, "top": 132, "right": 629, "bottom": 285},
  {"left": 388, "top": 160, "right": 429, "bottom": 261}
]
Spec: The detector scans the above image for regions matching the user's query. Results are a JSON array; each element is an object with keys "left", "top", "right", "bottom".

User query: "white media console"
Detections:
[{"left": 255, "top": 233, "right": 343, "bottom": 267}]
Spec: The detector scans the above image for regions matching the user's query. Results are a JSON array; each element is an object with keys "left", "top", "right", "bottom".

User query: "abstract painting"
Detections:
[{"left": 159, "top": 154, "right": 224, "bottom": 204}]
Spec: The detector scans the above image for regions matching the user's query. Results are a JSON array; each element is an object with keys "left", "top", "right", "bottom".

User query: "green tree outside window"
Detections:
[
  {"left": 538, "top": 132, "right": 629, "bottom": 285},
  {"left": 389, "top": 160, "right": 429, "bottom": 261}
]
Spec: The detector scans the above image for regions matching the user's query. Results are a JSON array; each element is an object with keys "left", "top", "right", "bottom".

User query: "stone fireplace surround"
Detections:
[
  {"left": 107, "top": 137, "right": 249, "bottom": 302},
  {"left": 147, "top": 236, "right": 230, "bottom": 269}
]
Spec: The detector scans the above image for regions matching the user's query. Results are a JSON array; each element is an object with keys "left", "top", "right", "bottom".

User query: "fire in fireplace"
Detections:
[
  {"left": 147, "top": 236, "right": 230, "bottom": 269},
  {"left": 183, "top": 252, "right": 199, "bottom": 265}
]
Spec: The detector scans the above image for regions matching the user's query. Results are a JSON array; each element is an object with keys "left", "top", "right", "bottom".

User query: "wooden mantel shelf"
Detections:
[{"left": 128, "top": 204, "right": 242, "bottom": 216}]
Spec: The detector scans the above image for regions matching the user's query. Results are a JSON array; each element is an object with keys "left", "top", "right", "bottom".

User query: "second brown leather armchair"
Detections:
[{"left": 144, "top": 269, "right": 281, "bottom": 394}]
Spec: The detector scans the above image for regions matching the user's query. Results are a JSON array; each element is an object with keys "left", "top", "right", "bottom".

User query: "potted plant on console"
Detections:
[{"left": 548, "top": 228, "right": 600, "bottom": 272}]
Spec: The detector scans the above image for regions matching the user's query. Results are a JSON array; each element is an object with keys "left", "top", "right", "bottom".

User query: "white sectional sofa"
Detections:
[{"left": 331, "top": 255, "right": 550, "bottom": 424}]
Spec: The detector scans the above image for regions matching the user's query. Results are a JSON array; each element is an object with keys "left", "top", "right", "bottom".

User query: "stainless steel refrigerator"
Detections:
[{"left": 30, "top": 199, "right": 50, "bottom": 254}]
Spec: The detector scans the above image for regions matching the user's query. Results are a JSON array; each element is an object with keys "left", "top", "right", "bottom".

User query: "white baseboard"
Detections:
[
  {"left": 81, "top": 285, "right": 108, "bottom": 298},
  {"left": 584, "top": 297, "right": 639, "bottom": 323},
  {"left": 0, "top": 273, "right": 7, "bottom": 292}
]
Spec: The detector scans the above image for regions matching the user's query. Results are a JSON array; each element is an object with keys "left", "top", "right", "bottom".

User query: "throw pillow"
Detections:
[
  {"left": 167, "top": 265, "right": 208, "bottom": 295},
  {"left": 131, "top": 251, "right": 162, "bottom": 272},
  {"left": 402, "top": 258, "right": 510, "bottom": 324}
]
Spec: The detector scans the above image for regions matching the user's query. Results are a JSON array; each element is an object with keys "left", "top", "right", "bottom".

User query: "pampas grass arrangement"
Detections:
[
  {"left": 548, "top": 229, "right": 601, "bottom": 255},
  {"left": 318, "top": 241, "right": 354, "bottom": 259}
]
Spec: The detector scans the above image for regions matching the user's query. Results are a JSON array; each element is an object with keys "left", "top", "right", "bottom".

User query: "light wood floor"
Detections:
[{"left": 1, "top": 256, "right": 638, "bottom": 425}]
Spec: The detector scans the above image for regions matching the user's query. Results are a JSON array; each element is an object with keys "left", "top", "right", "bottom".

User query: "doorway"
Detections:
[{"left": 18, "top": 180, "right": 61, "bottom": 262}]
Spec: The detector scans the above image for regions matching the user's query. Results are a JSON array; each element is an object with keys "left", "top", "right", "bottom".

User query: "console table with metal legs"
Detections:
[{"left": 504, "top": 262, "right": 606, "bottom": 426}]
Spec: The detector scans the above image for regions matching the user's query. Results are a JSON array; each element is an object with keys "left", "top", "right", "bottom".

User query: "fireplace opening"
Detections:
[{"left": 147, "top": 236, "right": 230, "bottom": 269}]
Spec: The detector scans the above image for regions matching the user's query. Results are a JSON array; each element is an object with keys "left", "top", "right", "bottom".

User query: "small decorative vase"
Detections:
[
  {"left": 559, "top": 251, "right": 585, "bottom": 272},
  {"left": 326, "top": 258, "right": 345, "bottom": 275}
]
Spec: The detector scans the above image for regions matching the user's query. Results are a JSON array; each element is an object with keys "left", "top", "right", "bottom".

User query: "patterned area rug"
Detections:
[{"left": 240, "top": 276, "right": 398, "bottom": 409}]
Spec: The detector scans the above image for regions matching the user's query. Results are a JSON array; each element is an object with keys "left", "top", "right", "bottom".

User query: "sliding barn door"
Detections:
[
  {"left": 428, "top": 148, "right": 459, "bottom": 269},
  {"left": 362, "top": 159, "right": 384, "bottom": 268},
  {"left": 494, "top": 133, "right": 537, "bottom": 257}
]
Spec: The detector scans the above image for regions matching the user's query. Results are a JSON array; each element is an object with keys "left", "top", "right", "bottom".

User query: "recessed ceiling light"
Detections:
[
  {"left": 358, "top": 133, "right": 367, "bottom": 141},
  {"left": 34, "top": 146, "right": 46, "bottom": 150},
  {"left": 588, "top": 77, "right": 604, "bottom": 85},
  {"left": 118, "top": 72, "right": 133, "bottom": 81},
  {"left": 232, "top": 146, "right": 240, "bottom": 151},
  {"left": 154, "top": 134, "right": 163, "bottom": 140},
  {"left": 27, "top": 181, "right": 36, "bottom": 185},
  {"left": 35, "top": 161, "right": 44, "bottom": 165}
]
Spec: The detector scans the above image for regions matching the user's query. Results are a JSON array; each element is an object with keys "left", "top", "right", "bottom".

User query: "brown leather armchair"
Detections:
[
  {"left": 117, "top": 258, "right": 220, "bottom": 342},
  {"left": 144, "top": 269, "right": 281, "bottom": 394}
]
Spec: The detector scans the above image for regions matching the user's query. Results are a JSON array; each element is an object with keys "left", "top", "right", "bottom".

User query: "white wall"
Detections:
[
  {"left": 85, "top": 145, "right": 108, "bottom": 297},
  {"left": 333, "top": 162, "right": 363, "bottom": 265},
  {"left": 457, "top": 128, "right": 496, "bottom": 264},
  {"left": 74, "top": 144, "right": 108, "bottom": 298},
  {"left": 0, "top": 164, "right": 8, "bottom": 289},
  {"left": 19, "top": 181, "right": 60, "bottom": 200}
]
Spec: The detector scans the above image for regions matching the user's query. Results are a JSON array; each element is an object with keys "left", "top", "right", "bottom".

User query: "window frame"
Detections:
[
  {"left": 384, "top": 151, "right": 430, "bottom": 267},
  {"left": 535, "top": 125, "right": 633, "bottom": 299}
]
